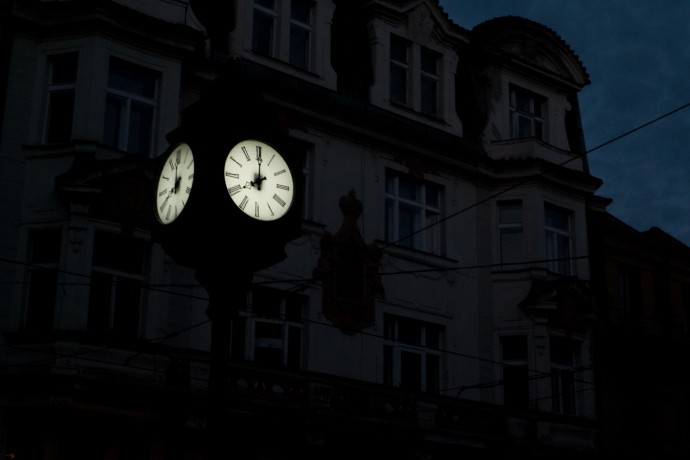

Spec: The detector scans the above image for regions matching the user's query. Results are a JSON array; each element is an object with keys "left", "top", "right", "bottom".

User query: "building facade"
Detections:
[{"left": 1, "top": 0, "right": 684, "bottom": 458}]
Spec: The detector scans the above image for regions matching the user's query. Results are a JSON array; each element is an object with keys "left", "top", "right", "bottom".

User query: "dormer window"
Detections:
[
  {"left": 252, "top": 0, "right": 313, "bottom": 70},
  {"left": 389, "top": 34, "right": 442, "bottom": 117},
  {"left": 509, "top": 84, "right": 545, "bottom": 140}
]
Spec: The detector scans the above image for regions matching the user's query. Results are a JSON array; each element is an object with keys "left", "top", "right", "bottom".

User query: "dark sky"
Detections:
[{"left": 439, "top": 0, "right": 690, "bottom": 246}]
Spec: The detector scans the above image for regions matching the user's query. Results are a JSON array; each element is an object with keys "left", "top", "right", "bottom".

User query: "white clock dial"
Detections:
[
  {"left": 224, "top": 139, "right": 294, "bottom": 221},
  {"left": 155, "top": 142, "right": 195, "bottom": 225}
]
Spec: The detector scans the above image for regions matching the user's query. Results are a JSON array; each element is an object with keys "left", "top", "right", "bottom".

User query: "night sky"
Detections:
[{"left": 439, "top": 0, "right": 690, "bottom": 246}]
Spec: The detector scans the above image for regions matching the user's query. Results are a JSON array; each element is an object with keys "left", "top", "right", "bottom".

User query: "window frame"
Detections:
[
  {"left": 549, "top": 335, "right": 579, "bottom": 415},
  {"left": 500, "top": 334, "right": 530, "bottom": 410},
  {"left": 87, "top": 230, "right": 149, "bottom": 339},
  {"left": 509, "top": 84, "right": 545, "bottom": 140},
  {"left": 237, "top": 286, "right": 307, "bottom": 369},
  {"left": 102, "top": 56, "right": 160, "bottom": 156},
  {"left": 544, "top": 202, "right": 573, "bottom": 275},
  {"left": 44, "top": 52, "right": 79, "bottom": 144},
  {"left": 385, "top": 169, "right": 442, "bottom": 254},
  {"left": 388, "top": 34, "right": 443, "bottom": 117},
  {"left": 497, "top": 199, "right": 525, "bottom": 266},
  {"left": 383, "top": 314, "right": 443, "bottom": 393},
  {"left": 251, "top": 0, "right": 314, "bottom": 71}
]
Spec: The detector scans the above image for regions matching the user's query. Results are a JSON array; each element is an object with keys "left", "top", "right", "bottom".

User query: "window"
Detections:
[
  {"left": 252, "top": 0, "right": 313, "bottom": 70},
  {"left": 384, "top": 314, "right": 442, "bottom": 392},
  {"left": 233, "top": 287, "right": 306, "bottom": 369},
  {"left": 88, "top": 231, "right": 148, "bottom": 339},
  {"left": 501, "top": 335, "right": 529, "bottom": 410},
  {"left": 544, "top": 203, "right": 572, "bottom": 275},
  {"left": 510, "top": 85, "right": 544, "bottom": 140},
  {"left": 550, "top": 336, "right": 578, "bottom": 415},
  {"left": 45, "top": 53, "right": 78, "bottom": 143},
  {"left": 103, "top": 57, "right": 159, "bottom": 156},
  {"left": 24, "top": 228, "right": 62, "bottom": 331},
  {"left": 498, "top": 200, "right": 524, "bottom": 265},
  {"left": 385, "top": 170, "right": 441, "bottom": 253},
  {"left": 389, "top": 35, "right": 442, "bottom": 116}
]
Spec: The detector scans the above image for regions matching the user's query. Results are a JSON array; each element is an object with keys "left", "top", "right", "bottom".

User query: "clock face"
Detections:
[
  {"left": 155, "top": 142, "right": 195, "bottom": 225},
  {"left": 224, "top": 139, "right": 294, "bottom": 221}
]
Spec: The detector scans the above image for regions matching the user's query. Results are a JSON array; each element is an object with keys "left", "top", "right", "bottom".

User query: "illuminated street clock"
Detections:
[
  {"left": 223, "top": 139, "right": 294, "bottom": 221},
  {"left": 154, "top": 142, "right": 195, "bottom": 224}
]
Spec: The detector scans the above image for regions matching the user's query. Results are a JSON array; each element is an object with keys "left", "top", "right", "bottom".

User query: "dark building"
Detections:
[{"left": 0, "top": 0, "right": 686, "bottom": 458}]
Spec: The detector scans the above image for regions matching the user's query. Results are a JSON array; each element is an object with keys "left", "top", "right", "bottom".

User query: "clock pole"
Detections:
[{"left": 196, "top": 265, "right": 252, "bottom": 460}]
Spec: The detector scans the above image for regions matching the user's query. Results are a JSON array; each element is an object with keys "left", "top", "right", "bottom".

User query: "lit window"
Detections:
[
  {"left": 88, "top": 231, "right": 148, "bottom": 339},
  {"left": 103, "top": 57, "right": 159, "bottom": 156},
  {"left": 544, "top": 203, "right": 572, "bottom": 275},
  {"left": 501, "top": 335, "right": 529, "bottom": 410},
  {"left": 385, "top": 170, "right": 441, "bottom": 253},
  {"left": 498, "top": 200, "right": 524, "bottom": 266},
  {"left": 384, "top": 314, "right": 442, "bottom": 392},
  {"left": 25, "top": 228, "right": 62, "bottom": 331},
  {"left": 550, "top": 336, "right": 578, "bottom": 415},
  {"left": 235, "top": 287, "right": 306, "bottom": 369},
  {"left": 510, "top": 85, "right": 544, "bottom": 140},
  {"left": 45, "top": 53, "right": 78, "bottom": 143}
]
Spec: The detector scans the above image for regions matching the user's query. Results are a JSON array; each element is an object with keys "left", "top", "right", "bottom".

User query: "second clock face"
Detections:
[
  {"left": 223, "top": 139, "right": 295, "bottom": 221},
  {"left": 155, "top": 142, "right": 195, "bottom": 225}
]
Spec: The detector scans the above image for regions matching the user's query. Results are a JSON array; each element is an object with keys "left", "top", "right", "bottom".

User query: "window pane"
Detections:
[
  {"left": 421, "top": 76, "right": 437, "bottom": 114},
  {"left": 504, "top": 366, "right": 529, "bottom": 410},
  {"left": 398, "top": 203, "right": 419, "bottom": 248},
  {"left": 127, "top": 101, "right": 153, "bottom": 155},
  {"left": 398, "top": 176, "right": 419, "bottom": 201},
  {"left": 287, "top": 326, "right": 301, "bottom": 369},
  {"left": 253, "top": 11, "right": 274, "bottom": 56},
  {"left": 390, "top": 36, "right": 408, "bottom": 63},
  {"left": 545, "top": 205, "right": 569, "bottom": 231},
  {"left": 397, "top": 317, "right": 421, "bottom": 345},
  {"left": 93, "top": 231, "right": 147, "bottom": 273},
  {"left": 501, "top": 335, "right": 527, "bottom": 360},
  {"left": 50, "top": 53, "right": 78, "bottom": 84},
  {"left": 46, "top": 91, "right": 75, "bottom": 143},
  {"left": 390, "top": 65, "right": 407, "bottom": 104},
  {"left": 289, "top": 25, "right": 309, "bottom": 69},
  {"left": 550, "top": 336, "right": 575, "bottom": 365},
  {"left": 400, "top": 351, "right": 422, "bottom": 391},
  {"left": 500, "top": 228, "right": 523, "bottom": 264},
  {"left": 291, "top": 0, "right": 311, "bottom": 23},
  {"left": 108, "top": 57, "right": 157, "bottom": 98},
  {"left": 421, "top": 47, "right": 438, "bottom": 75},
  {"left": 499, "top": 201, "right": 522, "bottom": 224},
  {"left": 426, "top": 354, "right": 440, "bottom": 392},
  {"left": 29, "top": 228, "right": 61, "bottom": 263},
  {"left": 103, "top": 94, "right": 124, "bottom": 149}
]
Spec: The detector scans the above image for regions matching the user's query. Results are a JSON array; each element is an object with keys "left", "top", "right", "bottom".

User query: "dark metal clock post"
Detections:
[{"left": 151, "top": 62, "right": 302, "bottom": 459}]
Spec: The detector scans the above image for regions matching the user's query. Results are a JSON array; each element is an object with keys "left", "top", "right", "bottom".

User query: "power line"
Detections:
[{"left": 385, "top": 99, "right": 690, "bottom": 249}]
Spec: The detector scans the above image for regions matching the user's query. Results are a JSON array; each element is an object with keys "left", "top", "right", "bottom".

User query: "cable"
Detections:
[{"left": 384, "top": 99, "right": 690, "bottom": 249}]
